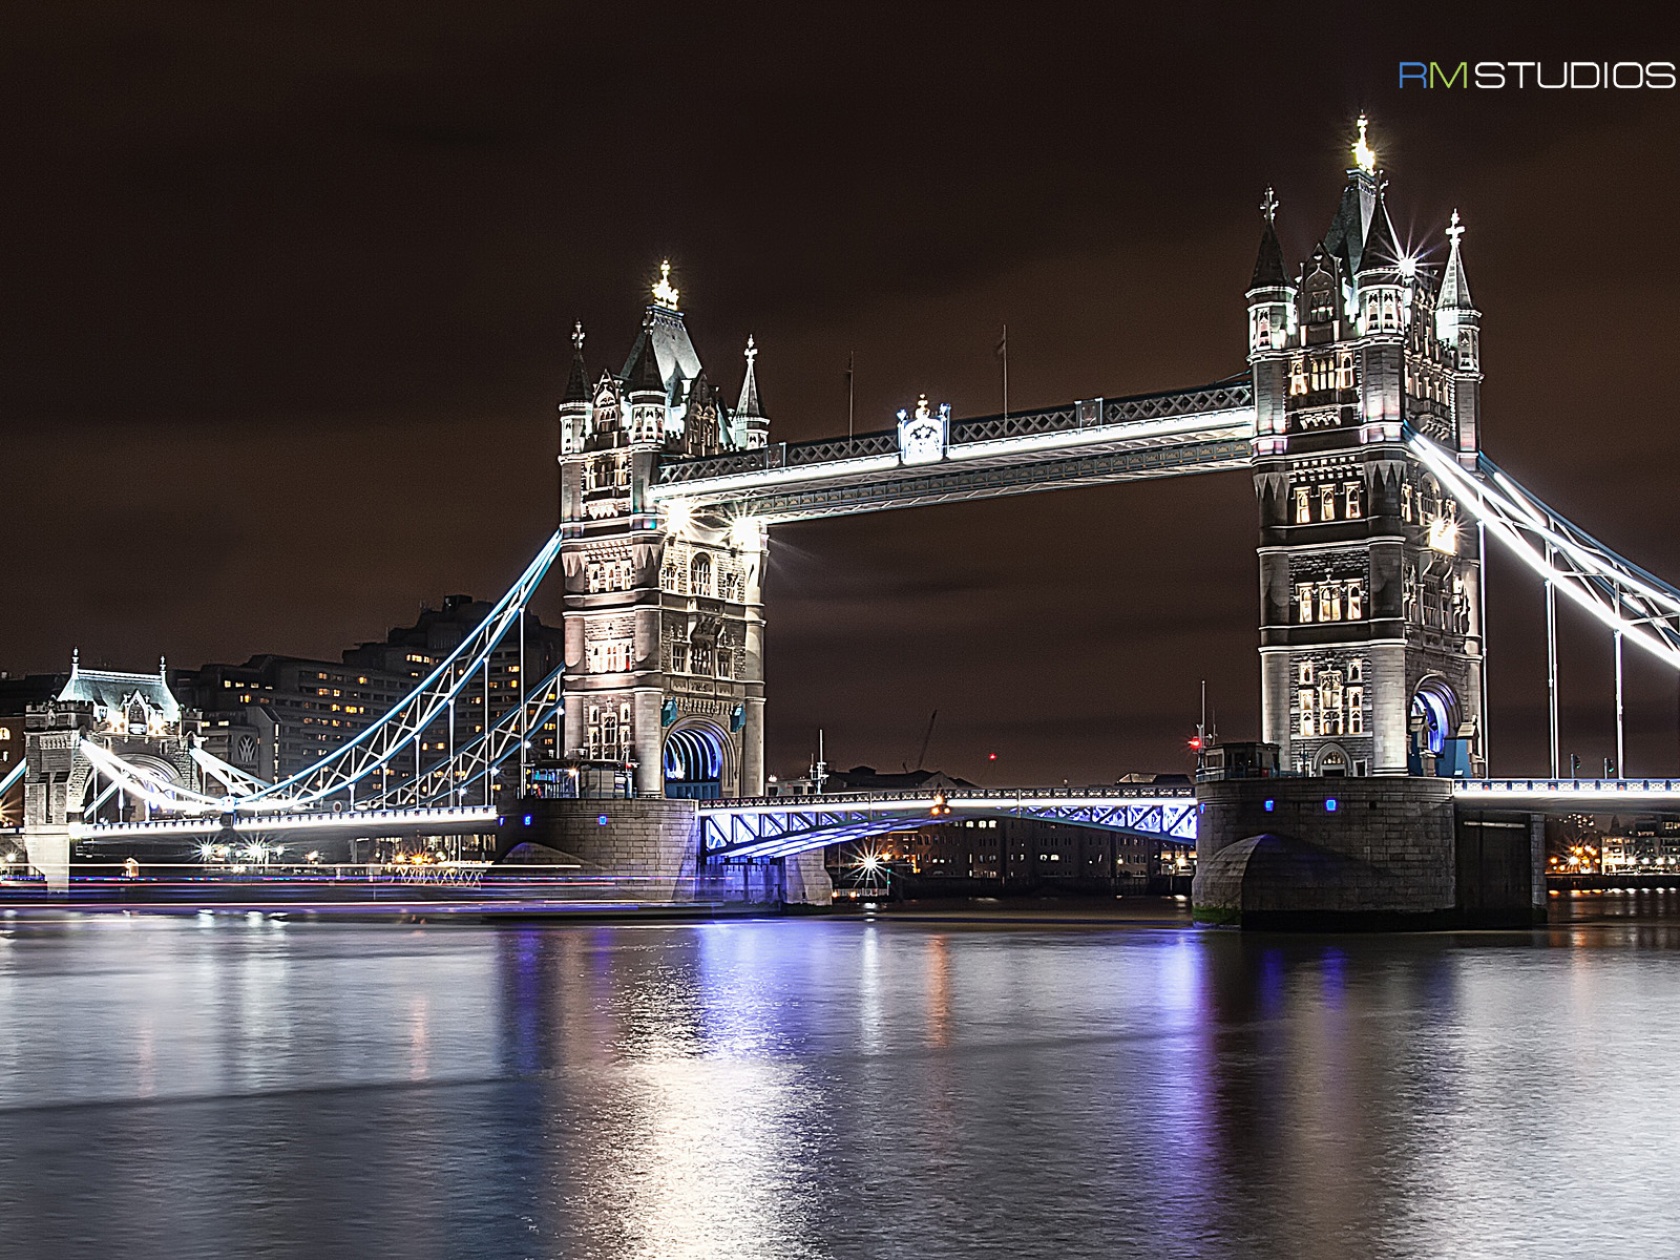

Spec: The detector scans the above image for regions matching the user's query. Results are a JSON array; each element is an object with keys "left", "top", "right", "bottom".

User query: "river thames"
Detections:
[{"left": 1, "top": 898, "right": 1677, "bottom": 1258}]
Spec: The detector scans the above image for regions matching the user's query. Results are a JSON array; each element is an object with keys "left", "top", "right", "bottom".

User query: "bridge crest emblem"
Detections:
[{"left": 896, "top": 395, "right": 949, "bottom": 467}]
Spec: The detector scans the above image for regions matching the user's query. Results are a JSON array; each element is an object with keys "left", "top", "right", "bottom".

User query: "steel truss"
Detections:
[
  {"left": 700, "top": 787, "right": 1200, "bottom": 861},
  {"left": 237, "top": 530, "right": 564, "bottom": 811},
  {"left": 362, "top": 662, "right": 565, "bottom": 809},
  {"left": 1411, "top": 434, "right": 1680, "bottom": 670},
  {"left": 652, "top": 380, "right": 1256, "bottom": 524}
]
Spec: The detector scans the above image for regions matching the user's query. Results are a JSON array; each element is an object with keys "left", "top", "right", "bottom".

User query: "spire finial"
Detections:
[
  {"left": 1353, "top": 113, "right": 1376, "bottom": 175},
  {"left": 1447, "top": 208, "right": 1464, "bottom": 245},
  {"left": 744, "top": 334, "right": 757, "bottom": 366},
  {"left": 1261, "top": 186, "right": 1279, "bottom": 225},
  {"left": 652, "top": 259, "right": 680, "bottom": 310},
  {"left": 71, "top": 647, "right": 79, "bottom": 673},
  {"left": 159, "top": 655, "right": 167, "bottom": 677},
  {"left": 572, "top": 320, "right": 585, "bottom": 352}
]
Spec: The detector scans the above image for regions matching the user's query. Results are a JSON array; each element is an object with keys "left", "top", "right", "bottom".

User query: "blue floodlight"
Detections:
[{"left": 1325, "top": 798, "right": 1339, "bottom": 813}]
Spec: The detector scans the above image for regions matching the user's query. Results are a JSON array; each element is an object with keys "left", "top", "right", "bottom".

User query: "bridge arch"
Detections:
[
  {"left": 663, "top": 718, "right": 731, "bottom": 800},
  {"left": 1410, "top": 675, "right": 1461, "bottom": 756}
]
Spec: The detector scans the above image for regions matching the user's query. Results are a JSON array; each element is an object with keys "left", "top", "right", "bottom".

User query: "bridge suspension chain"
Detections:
[
  {"left": 235, "top": 529, "right": 565, "bottom": 811},
  {"left": 1410, "top": 432, "right": 1680, "bottom": 671}
]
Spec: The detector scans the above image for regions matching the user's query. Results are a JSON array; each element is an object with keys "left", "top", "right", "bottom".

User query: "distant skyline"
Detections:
[{"left": 4, "top": 5, "right": 1679, "bottom": 783}]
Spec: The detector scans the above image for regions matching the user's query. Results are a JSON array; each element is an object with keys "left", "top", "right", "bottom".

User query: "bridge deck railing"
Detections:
[
  {"left": 700, "top": 783, "right": 1197, "bottom": 812},
  {"left": 654, "top": 379, "right": 1254, "bottom": 489}
]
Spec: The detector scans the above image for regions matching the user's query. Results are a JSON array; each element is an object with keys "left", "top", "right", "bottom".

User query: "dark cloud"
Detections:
[{"left": 3, "top": 3, "right": 1678, "bottom": 783}]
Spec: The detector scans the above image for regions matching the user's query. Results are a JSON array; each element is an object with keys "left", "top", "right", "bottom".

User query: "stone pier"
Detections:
[
  {"left": 1192, "top": 776, "right": 1543, "bottom": 929},
  {"left": 497, "top": 797, "right": 830, "bottom": 906}
]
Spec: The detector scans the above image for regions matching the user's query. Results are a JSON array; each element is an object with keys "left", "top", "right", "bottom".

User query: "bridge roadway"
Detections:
[
  {"left": 41, "top": 778, "right": 1680, "bottom": 861},
  {"left": 651, "top": 379, "right": 1256, "bottom": 523}
]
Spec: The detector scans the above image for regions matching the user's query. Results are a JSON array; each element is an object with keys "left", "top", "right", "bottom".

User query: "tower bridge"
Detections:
[{"left": 11, "top": 119, "right": 1680, "bottom": 924}]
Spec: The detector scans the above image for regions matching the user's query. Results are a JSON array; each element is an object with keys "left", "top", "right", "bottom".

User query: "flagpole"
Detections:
[
  {"left": 998, "top": 323, "right": 1009, "bottom": 423},
  {"left": 847, "top": 350, "right": 855, "bottom": 438}
]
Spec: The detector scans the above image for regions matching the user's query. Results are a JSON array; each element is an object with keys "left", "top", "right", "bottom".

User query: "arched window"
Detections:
[{"left": 690, "top": 554, "right": 712, "bottom": 597}]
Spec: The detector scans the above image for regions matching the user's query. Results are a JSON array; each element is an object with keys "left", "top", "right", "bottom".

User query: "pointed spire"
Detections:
[
  {"left": 562, "top": 320, "right": 590, "bottom": 404},
  {"left": 1438, "top": 209, "right": 1474, "bottom": 310},
  {"left": 71, "top": 647, "right": 79, "bottom": 675},
  {"left": 625, "top": 312, "right": 666, "bottom": 396},
  {"left": 1250, "top": 187, "right": 1288, "bottom": 290},
  {"left": 1359, "top": 182, "right": 1403, "bottom": 274},
  {"left": 736, "top": 335, "right": 764, "bottom": 418}
]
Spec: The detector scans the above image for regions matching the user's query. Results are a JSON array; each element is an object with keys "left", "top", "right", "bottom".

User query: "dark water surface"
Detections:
[{"left": 2, "top": 899, "right": 1679, "bottom": 1259}]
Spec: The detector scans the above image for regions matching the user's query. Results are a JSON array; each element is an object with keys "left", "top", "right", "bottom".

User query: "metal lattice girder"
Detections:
[
  {"left": 699, "top": 786, "right": 1201, "bottom": 860},
  {"left": 76, "top": 738, "right": 226, "bottom": 814},
  {"left": 1410, "top": 433, "right": 1680, "bottom": 670},
  {"left": 0, "top": 759, "right": 24, "bottom": 800},
  {"left": 237, "top": 530, "right": 564, "bottom": 811},
  {"left": 366, "top": 662, "right": 565, "bottom": 809},
  {"left": 190, "top": 743, "right": 271, "bottom": 796},
  {"left": 651, "top": 380, "right": 1255, "bottom": 525}
]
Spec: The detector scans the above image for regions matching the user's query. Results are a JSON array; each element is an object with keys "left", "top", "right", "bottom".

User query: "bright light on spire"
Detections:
[
  {"left": 1353, "top": 114, "right": 1377, "bottom": 175},
  {"left": 652, "top": 259, "right": 680, "bottom": 310}
]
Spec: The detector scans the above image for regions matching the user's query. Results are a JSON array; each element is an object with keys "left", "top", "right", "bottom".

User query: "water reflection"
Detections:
[{"left": 0, "top": 906, "right": 1679, "bottom": 1257}]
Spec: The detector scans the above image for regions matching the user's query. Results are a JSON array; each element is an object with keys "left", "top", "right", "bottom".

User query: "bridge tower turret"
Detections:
[
  {"left": 556, "top": 262, "right": 769, "bottom": 800},
  {"left": 1251, "top": 118, "right": 1486, "bottom": 777}
]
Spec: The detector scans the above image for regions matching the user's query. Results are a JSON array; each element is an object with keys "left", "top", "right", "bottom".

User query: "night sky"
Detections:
[{"left": 4, "top": 5, "right": 1678, "bottom": 785}]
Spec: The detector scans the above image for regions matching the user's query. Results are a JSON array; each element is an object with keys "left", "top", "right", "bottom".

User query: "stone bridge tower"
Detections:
[
  {"left": 556, "top": 264, "right": 770, "bottom": 799},
  {"left": 1247, "top": 118, "right": 1486, "bottom": 777}
]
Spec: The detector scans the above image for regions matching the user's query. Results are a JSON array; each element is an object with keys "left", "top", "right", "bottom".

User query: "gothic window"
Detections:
[
  {"left": 1319, "top": 673, "right": 1344, "bottom": 736},
  {"left": 716, "top": 648, "right": 732, "bottom": 679},
  {"left": 1319, "top": 583, "right": 1341, "bottom": 622},
  {"left": 1307, "top": 277, "right": 1336, "bottom": 324},
  {"left": 1297, "top": 584, "right": 1315, "bottom": 624},
  {"left": 670, "top": 642, "right": 688, "bottom": 673},
  {"left": 1310, "top": 357, "right": 1333, "bottom": 392},
  {"left": 690, "top": 554, "right": 713, "bottom": 597},
  {"left": 1345, "top": 481, "right": 1363, "bottom": 518},
  {"left": 1348, "top": 686, "right": 1365, "bottom": 734},
  {"left": 1348, "top": 658, "right": 1364, "bottom": 685},
  {"left": 691, "top": 643, "right": 714, "bottom": 675},
  {"left": 661, "top": 563, "right": 678, "bottom": 593},
  {"left": 1402, "top": 483, "right": 1414, "bottom": 522},
  {"left": 1320, "top": 485, "right": 1336, "bottom": 521},
  {"left": 1346, "top": 579, "right": 1364, "bottom": 620},
  {"left": 1256, "top": 312, "right": 1271, "bottom": 349},
  {"left": 719, "top": 571, "right": 741, "bottom": 603},
  {"left": 601, "top": 710, "right": 618, "bottom": 752},
  {"left": 1289, "top": 356, "right": 1307, "bottom": 397},
  {"left": 1298, "top": 689, "right": 1316, "bottom": 738},
  {"left": 1295, "top": 487, "right": 1311, "bottom": 524},
  {"left": 1299, "top": 661, "right": 1315, "bottom": 686},
  {"left": 1335, "top": 352, "right": 1354, "bottom": 389}
]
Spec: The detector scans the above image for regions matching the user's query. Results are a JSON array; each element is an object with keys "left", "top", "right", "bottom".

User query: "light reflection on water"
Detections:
[{"left": 0, "top": 904, "right": 1679, "bottom": 1257}]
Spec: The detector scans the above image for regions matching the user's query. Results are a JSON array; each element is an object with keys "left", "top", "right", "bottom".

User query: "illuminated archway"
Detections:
[
  {"left": 663, "top": 722, "right": 727, "bottom": 800},
  {"left": 1410, "top": 676, "right": 1460, "bottom": 756}
]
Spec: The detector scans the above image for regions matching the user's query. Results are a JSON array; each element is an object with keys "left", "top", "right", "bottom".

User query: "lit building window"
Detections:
[
  {"left": 1289, "top": 356, "right": 1307, "bottom": 396},
  {"left": 1348, "top": 658, "right": 1364, "bottom": 684},
  {"left": 1294, "top": 487, "right": 1311, "bottom": 524},
  {"left": 1320, "top": 485, "right": 1336, "bottom": 522},
  {"left": 1401, "top": 483, "right": 1414, "bottom": 522},
  {"left": 1297, "top": 584, "right": 1315, "bottom": 623},
  {"left": 1319, "top": 584, "right": 1341, "bottom": 622},
  {"left": 1346, "top": 579, "right": 1364, "bottom": 620},
  {"left": 1345, "top": 481, "right": 1363, "bottom": 518},
  {"left": 1299, "top": 661, "right": 1315, "bottom": 686},
  {"left": 1298, "top": 689, "right": 1316, "bottom": 738},
  {"left": 1335, "top": 352, "right": 1354, "bottom": 389},
  {"left": 1348, "top": 686, "right": 1365, "bottom": 734}
]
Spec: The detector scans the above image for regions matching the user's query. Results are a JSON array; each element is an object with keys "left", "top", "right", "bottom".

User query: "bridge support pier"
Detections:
[
  {"left": 21, "top": 824, "right": 70, "bottom": 893},
  {"left": 496, "top": 798, "right": 831, "bottom": 907},
  {"left": 1192, "top": 777, "right": 1543, "bottom": 929}
]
